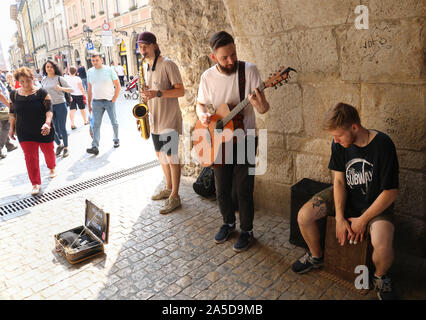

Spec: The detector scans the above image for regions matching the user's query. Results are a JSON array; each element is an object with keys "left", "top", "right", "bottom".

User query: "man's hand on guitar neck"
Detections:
[{"left": 249, "top": 88, "right": 270, "bottom": 114}]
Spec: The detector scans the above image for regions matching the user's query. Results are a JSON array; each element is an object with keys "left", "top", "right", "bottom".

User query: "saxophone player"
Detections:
[{"left": 138, "top": 31, "right": 185, "bottom": 214}]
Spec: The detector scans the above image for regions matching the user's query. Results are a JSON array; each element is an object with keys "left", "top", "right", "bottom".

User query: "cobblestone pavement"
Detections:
[
  {"left": 1, "top": 169, "right": 425, "bottom": 300},
  {"left": 1, "top": 91, "right": 425, "bottom": 301}
]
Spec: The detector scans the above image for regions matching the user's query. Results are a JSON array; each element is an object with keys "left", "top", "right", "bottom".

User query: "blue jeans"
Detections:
[
  {"left": 81, "top": 78, "right": 88, "bottom": 91},
  {"left": 91, "top": 99, "right": 119, "bottom": 148},
  {"left": 52, "top": 102, "right": 68, "bottom": 147}
]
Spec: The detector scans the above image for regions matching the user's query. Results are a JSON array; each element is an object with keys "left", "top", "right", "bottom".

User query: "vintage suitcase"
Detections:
[
  {"left": 321, "top": 216, "right": 373, "bottom": 291},
  {"left": 289, "top": 178, "right": 332, "bottom": 249},
  {"left": 54, "top": 199, "right": 110, "bottom": 264}
]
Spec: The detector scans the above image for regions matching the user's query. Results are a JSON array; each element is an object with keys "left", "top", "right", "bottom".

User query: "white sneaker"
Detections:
[{"left": 31, "top": 185, "right": 41, "bottom": 196}]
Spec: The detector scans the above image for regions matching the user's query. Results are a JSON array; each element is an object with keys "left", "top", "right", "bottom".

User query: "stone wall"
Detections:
[
  {"left": 149, "top": 0, "right": 425, "bottom": 257},
  {"left": 149, "top": 0, "right": 233, "bottom": 176}
]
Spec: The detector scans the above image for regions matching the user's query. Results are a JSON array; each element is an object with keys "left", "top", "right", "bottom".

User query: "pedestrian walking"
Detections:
[
  {"left": 65, "top": 66, "right": 89, "bottom": 129},
  {"left": 8, "top": 67, "right": 56, "bottom": 196},
  {"left": 77, "top": 61, "right": 88, "bottom": 92},
  {"left": 86, "top": 52, "right": 121, "bottom": 155},
  {"left": 0, "top": 81, "right": 18, "bottom": 159},
  {"left": 115, "top": 63, "right": 126, "bottom": 87},
  {"left": 41, "top": 60, "right": 72, "bottom": 158}
]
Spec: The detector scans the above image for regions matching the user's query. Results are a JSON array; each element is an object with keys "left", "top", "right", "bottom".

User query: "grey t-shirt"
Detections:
[{"left": 41, "top": 75, "right": 71, "bottom": 105}]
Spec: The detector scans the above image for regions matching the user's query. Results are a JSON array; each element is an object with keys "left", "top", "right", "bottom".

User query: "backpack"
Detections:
[{"left": 193, "top": 167, "right": 216, "bottom": 198}]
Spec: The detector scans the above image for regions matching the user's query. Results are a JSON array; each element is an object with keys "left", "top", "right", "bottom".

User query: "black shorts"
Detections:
[
  {"left": 70, "top": 95, "right": 85, "bottom": 110},
  {"left": 151, "top": 131, "right": 179, "bottom": 156}
]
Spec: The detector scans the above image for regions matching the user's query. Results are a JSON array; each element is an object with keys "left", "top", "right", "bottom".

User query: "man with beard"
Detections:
[
  {"left": 291, "top": 103, "right": 399, "bottom": 300},
  {"left": 196, "top": 31, "right": 270, "bottom": 252}
]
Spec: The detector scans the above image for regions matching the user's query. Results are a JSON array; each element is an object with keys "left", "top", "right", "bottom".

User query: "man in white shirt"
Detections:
[
  {"left": 196, "top": 31, "right": 270, "bottom": 252},
  {"left": 86, "top": 52, "right": 121, "bottom": 155},
  {"left": 115, "top": 63, "right": 126, "bottom": 87}
]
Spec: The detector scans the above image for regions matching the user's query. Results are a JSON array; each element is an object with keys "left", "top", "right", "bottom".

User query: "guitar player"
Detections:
[{"left": 196, "top": 31, "right": 270, "bottom": 252}]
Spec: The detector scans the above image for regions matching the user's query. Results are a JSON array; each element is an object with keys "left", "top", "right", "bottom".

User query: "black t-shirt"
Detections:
[
  {"left": 328, "top": 130, "right": 399, "bottom": 211},
  {"left": 77, "top": 66, "right": 87, "bottom": 79},
  {"left": 10, "top": 88, "right": 55, "bottom": 143}
]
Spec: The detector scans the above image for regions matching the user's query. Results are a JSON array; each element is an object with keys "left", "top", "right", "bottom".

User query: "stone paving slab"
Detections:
[{"left": 1, "top": 164, "right": 424, "bottom": 300}]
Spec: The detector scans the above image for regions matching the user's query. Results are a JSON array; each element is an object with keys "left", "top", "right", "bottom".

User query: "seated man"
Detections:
[{"left": 291, "top": 102, "right": 399, "bottom": 300}]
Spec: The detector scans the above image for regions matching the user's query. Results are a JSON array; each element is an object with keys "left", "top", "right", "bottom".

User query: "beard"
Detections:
[{"left": 217, "top": 60, "right": 238, "bottom": 75}]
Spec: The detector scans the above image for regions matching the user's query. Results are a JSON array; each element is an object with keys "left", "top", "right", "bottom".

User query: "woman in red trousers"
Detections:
[{"left": 8, "top": 67, "right": 57, "bottom": 196}]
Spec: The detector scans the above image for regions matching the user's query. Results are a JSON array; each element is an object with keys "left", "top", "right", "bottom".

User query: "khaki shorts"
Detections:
[{"left": 312, "top": 186, "right": 395, "bottom": 232}]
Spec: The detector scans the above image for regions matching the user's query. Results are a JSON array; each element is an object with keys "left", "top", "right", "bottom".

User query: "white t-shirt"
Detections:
[
  {"left": 115, "top": 65, "right": 125, "bottom": 76},
  {"left": 197, "top": 62, "right": 262, "bottom": 131},
  {"left": 64, "top": 75, "right": 83, "bottom": 96}
]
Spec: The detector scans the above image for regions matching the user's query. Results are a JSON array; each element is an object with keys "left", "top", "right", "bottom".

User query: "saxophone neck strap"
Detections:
[{"left": 147, "top": 54, "right": 160, "bottom": 72}]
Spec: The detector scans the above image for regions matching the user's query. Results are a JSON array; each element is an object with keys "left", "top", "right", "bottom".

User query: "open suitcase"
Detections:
[{"left": 54, "top": 199, "right": 110, "bottom": 264}]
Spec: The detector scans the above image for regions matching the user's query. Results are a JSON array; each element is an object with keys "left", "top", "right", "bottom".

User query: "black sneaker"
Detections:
[
  {"left": 292, "top": 252, "right": 324, "bottom": 274},
  {"left": 62, "top": 148, "right": 69, "bottom": 158},
  {"left": 114, "top": 141, "right": 120, "bottom": 148},
  {"left": 373, "top": 275, "right": 396, "bottom": 300},
  {"left": 56, "top": 144, "right": 65, "bottom": 156},
  {"left": 86, "top": 146, "right": 99, "bottom": 155},
  {"left": 233, "top": 231, "right": 254, "bottom": 252},
  {"left": 214, "top": 224, "right": 236, "bottom": 244}
]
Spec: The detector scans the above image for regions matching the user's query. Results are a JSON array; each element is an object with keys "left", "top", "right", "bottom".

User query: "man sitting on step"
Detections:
[{"left": 291, "top": 103, "right": 399, "bottom": 300}]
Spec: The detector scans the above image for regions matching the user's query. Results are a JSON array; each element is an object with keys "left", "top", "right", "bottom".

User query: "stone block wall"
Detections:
[{"left": 149, "top": 0, "right": 425, "bottom": 256}]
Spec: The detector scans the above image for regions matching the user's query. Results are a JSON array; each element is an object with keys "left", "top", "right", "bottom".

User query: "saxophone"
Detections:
[{"left": 132, "top": 59, "right": 150, "bottom": 140}]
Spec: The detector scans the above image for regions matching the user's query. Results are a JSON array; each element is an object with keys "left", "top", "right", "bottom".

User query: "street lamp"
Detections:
[{"left": 83, "top": 25, "right": 94, "bottom": 43}]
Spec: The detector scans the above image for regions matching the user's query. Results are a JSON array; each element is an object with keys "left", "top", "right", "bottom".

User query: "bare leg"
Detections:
[
  {"left": 168, "top": 159, "right": 181, "bottom": 198},
  {"left": 80, "top": 108, "right": 88, "bottom": 123},
  {"left": 370, "top": 220, "right": 395, "bottom": 277},
  {"left": 156, "top": 152, "right": 172, "bottom": 190},
  {"left": 70, "top": 109, "right": 76, "bottom": 127},
  {"left": 297, "top": 197, "right": 328, "bottom": 258}
]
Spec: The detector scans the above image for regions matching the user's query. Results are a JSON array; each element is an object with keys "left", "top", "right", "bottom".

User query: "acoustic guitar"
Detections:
[{"left": 193, "top": 66, "right": 296, "bottom": 167}]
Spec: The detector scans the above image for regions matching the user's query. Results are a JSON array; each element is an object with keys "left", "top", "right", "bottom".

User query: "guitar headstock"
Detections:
[{"left": 264, "top": 66, "right": 297, "bottom": 89}]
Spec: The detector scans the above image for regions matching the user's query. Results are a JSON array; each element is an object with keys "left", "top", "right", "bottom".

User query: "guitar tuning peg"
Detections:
[{"left": 274, "top": 86, "right": 278, "bottom": 90}]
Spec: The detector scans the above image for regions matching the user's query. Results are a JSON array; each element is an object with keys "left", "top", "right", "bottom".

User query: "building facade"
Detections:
[
  {"left": 39, "top": 0, "right": 71, "bottom": 71},
  {"left": 65, "top": 0, "right": 151, "bottom": 78}
]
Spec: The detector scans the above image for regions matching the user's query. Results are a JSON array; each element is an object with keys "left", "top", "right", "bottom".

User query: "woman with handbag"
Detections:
[
  {"left": 8, "top": 67, "right": 56, "bottom": 196},
  {"left": 41, "top": 60, "right": 72, "bottom": 158}
]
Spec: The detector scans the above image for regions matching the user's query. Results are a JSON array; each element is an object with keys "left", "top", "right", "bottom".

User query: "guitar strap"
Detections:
[{"left": 229, "top": 60, "right": 245, "bottom": 132}]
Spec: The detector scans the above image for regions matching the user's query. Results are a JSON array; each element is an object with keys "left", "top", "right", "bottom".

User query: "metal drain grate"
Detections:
[{"left": 0, "top": 159, "right": 160, "bottom": 218}]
